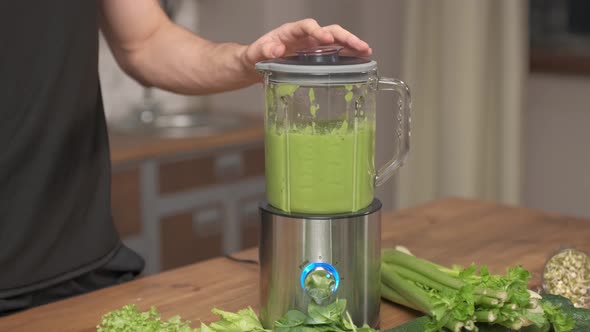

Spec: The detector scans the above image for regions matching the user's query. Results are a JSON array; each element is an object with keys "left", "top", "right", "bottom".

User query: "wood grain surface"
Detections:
[{"left": 1, "top": 198, "right": 589, "bottom": 332}]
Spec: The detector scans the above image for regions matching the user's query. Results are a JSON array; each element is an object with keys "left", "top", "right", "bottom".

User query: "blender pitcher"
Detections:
[{"left": 256, "top": 46, "right": 411, "bottom": 214}]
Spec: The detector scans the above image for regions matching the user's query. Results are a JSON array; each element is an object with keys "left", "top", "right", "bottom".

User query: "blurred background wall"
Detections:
[
  {"left": 396, "top": 0, "right": 526, "bottom": 209},
  {"left": 525, "top": 74, "right": 590, "bottom": 217}
]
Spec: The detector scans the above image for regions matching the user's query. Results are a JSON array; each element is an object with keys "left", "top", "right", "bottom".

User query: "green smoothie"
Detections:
[{"left": 265, "top": 120, "right": 375, "bottom": 214}]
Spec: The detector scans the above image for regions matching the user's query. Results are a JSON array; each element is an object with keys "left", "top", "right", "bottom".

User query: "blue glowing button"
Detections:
[{"left": 300, "top": 262, "right": 340, "bottom": 294}]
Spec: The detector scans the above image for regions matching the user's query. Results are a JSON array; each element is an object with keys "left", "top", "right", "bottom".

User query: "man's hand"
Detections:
[
  {"left": 242, "top": 18, "right": 372, "bottom": 66},
  {"left": 100, "top": 0, "right": 372, "bottom": 95}
]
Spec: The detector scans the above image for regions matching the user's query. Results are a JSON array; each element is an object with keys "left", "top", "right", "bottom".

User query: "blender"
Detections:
[{"left": 255, "top": 46, "right": 411, "bottom": 329}]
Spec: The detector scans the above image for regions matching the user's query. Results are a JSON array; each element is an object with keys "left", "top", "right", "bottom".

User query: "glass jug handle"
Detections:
[{"left": 375, "top": 77, "right": 411, "bottom": 187}]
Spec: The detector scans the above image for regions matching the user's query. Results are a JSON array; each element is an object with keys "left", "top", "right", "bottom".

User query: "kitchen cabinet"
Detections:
[{"left": 109, "top": 113, "right": 265, "bottom": 275}]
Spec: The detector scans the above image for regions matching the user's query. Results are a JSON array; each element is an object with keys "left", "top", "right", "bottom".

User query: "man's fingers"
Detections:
[
  {"left": 322, "top": 24, "right": 370, "bottom": 52},
  {"left": 261, "top": 41, "right": 277, "bottom": 59},
  {"left": 272, "top": 43, "right": 286, "bottom": 58},
  {"left": 278, "top": 19, "right": 333, "bottom": 45},
  {"left": 251, "top": 40, "right": 287, "bottom": 61},
  {"left": 340, "top": 46, "right": 373, "bottom": 57},
  {"left": 248, "top": 19, "right": 373, "bottom": 64}
]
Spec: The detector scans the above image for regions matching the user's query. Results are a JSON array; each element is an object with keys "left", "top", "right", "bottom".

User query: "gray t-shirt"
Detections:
[{"left": 0, "top": 0, "right": 126, "bottom": 297}]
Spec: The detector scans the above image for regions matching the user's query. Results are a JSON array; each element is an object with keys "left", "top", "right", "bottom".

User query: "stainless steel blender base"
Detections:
[{"left": 259, "top": 200, "right": 382, "bottom": 329}]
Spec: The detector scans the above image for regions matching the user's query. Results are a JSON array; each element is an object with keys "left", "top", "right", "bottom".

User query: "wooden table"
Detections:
[{"left": 1, "top": 198, "right": 589, "bottom": 331}]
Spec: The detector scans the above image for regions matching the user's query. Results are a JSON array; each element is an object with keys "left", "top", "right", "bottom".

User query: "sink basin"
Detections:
[{"left": 108, "top": 109, "right": 246, "bottom": 139}]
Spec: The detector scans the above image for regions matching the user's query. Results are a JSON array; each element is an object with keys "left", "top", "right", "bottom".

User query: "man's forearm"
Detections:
[
  {"left": 100, "top": 0, "right": 371, "bottom": 96},
  {"left": 109, "top": 21, "right": 259, "bottom": 95}
]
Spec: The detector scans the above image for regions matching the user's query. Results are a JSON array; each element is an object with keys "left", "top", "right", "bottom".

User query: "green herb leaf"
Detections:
[
  {"left": 458, "top": 264, "right": 476, "bottom": 280},
  {"left": 304, "top": 271, "right": 336, "bottom": 305},
  {"left": 96, "top": 304, "right": 198, "bottom": 332},
  {"left": 274, "top": 310, "right": 308, "bottom": 328},
  {"left": 525, "top": 311, "right": 550, "bottom": 329},
  {"left": 540, "top": 300, "right": 575, "bottom": 332},
  {"left": 208, "top": 307, "right": 267, "bottom": 332},
  {"left": 307, "top": 299, "right": 347, "bottom": 325}
]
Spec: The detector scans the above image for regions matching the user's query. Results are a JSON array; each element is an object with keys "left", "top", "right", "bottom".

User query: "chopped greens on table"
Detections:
[
  {"left": 96, "top": 299, "right": 377, "bottom": 332},
  {"left": 97, "top": 305, "right": 197, "bottom": 332},
  {"left": 96, "top": 247, "right": 590, "bottom": 332}
]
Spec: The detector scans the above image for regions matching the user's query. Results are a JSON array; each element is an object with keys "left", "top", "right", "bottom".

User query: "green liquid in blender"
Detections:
[{"left": 265, "top": 120, "right": 375, "bottom": 214}]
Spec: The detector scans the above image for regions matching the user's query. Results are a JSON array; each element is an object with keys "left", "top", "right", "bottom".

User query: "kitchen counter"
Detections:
[
  {"left": 108, "top": 112, "right": 264, "bottom": 167},
  {"left": 1, "top": 197, "right": 589, "bottom": 331}
]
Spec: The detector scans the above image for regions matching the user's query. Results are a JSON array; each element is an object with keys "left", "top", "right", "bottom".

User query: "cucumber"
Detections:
[
  {"left": 568, "top": 307, "right": 590, "bottom": 332},
  {"left": 542, "top": 294, "right": 575, "bottom": 309},
  {"left": 382, "top": 318, "right": 517, "bottom": 332},
  {"left": 543, "top": 294, "right": 590, "bottom": 332},
  {"left": 382, "top": 317, "right": 429, "bottom": 332},
  {"left": 384, "top": 320, "right": 549, "bottom": 332}
]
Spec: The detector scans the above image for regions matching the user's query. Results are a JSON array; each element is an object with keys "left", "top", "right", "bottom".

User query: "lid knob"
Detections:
[{"left": 295, "top": 46, "right": 344, "bottom": 64}]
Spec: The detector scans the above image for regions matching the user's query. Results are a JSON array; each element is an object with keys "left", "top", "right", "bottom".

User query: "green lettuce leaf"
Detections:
[
  {"left": 96, "top": 305, "right": 198, "bottom": 332},
  {"left": 540, "top": 300, "right": 575, "bottom": 332}
]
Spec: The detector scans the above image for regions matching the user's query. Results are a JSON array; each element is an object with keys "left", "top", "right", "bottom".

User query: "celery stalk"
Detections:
[
  {"left": 474, "top": 295, "right": 501, "bottom": 307},
  {"left": 381, "top": 283, "right": 422, "bottom": 312},
  {"left": 474, "top": 310, "right": 497, "bottom": 322},
  {"left": 390, "top": 264, "right": 456, "bottom": 293},
  {"left": 381, "top": 265, "right": 435, "bottom": 315},
  {"left": 383, "top": 249, "right": 507, "bottom": 301}
]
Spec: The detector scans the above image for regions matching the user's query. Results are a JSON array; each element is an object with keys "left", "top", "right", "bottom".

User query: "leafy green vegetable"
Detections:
[
  {"left": 304, "top": 270, "right": 336, "bottom": 305},
  {"left": 273, "top": 299, "right": 378, "bottom": 332},
  {"left": 97, "top": 305, "right": 198, "bottom": 332},
  {"left": 540, "top": 300, "right": 575, "bottom": 332},
  {"left": 381, "top": 247, "right": 576, "bottom": 332},
  {"left": 274, "top": 310, "right": 307, "bottom": 328},
  {"left": 96, "top": 304, "right": 268, "bottom": 332},
  {"left": 208, "top": 307, "right": 268, "bottom": 332},
  {"left": 307, "top": 299, "right": 345, "bottom": 324},
  {"left": 385, "top": 294, "right": 587, "bottom": 332},
  {"left": 97, "top": 299, "right": 377, "bottom": 332}
]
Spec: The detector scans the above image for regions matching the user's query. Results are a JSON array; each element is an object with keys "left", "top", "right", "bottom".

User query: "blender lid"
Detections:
[{"left": 255, "top": 46, "right": 377, "bottom": 84}]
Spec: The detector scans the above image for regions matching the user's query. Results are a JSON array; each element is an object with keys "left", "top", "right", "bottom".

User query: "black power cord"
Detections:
[{"left": 224, "top": 254, "right": 259, "bottom": 265}]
